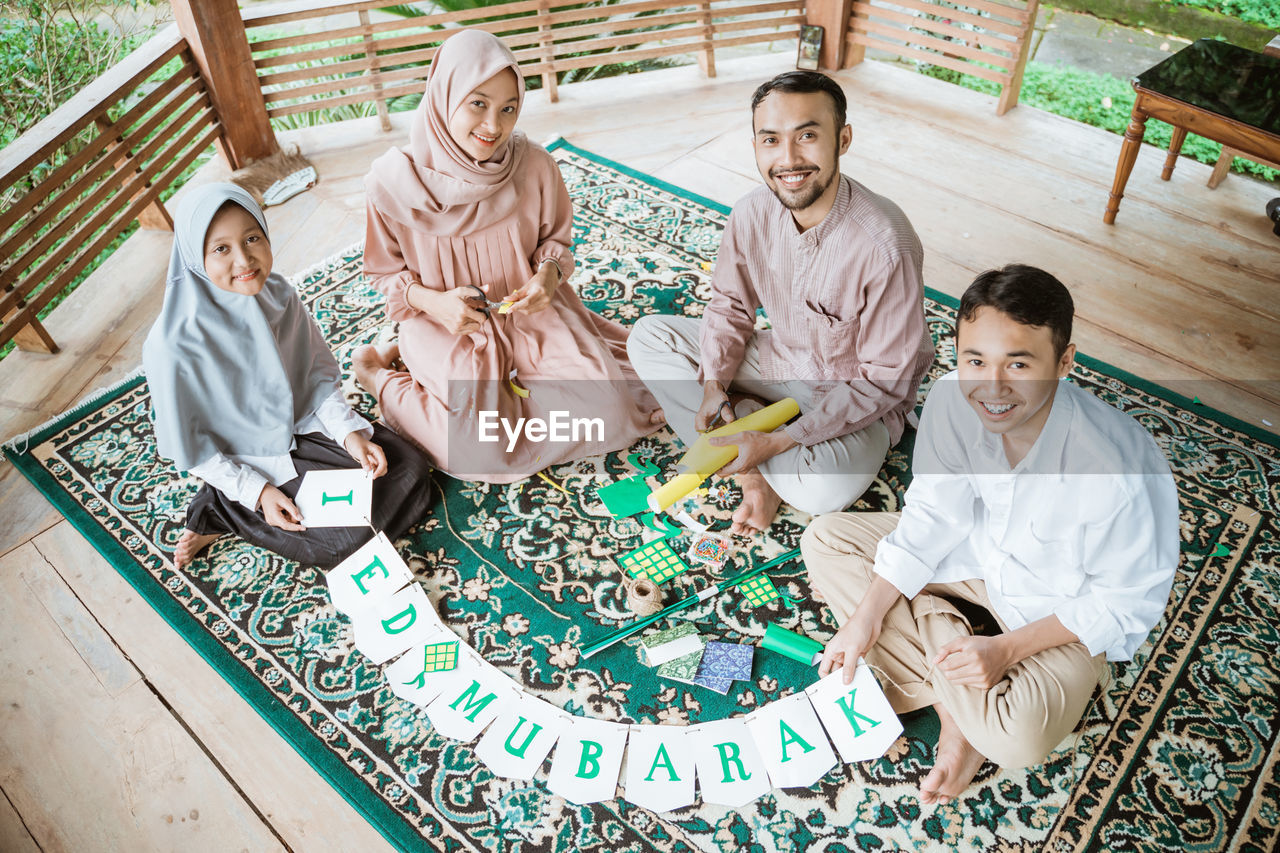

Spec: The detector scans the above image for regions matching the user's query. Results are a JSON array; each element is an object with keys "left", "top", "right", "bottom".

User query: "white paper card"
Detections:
[
  {"left": 294, "top": 468, "right": 373, "bottom": 527},
  {"left": 425, "top": 656, "right": 517, "bottom": 742},
  {"left": 621, "top": 725, "right": 696, "bottom": 812},
  {"left": 805, "top": 664, "right": 903, "bottom": 763},
  {"left": 383, "top": 626, "right": 461, "bottom": 706},
  {"left": 547, "top": 717, "right": 629, "bottom": 805},
  {"left": 642, "top": 635, "right": 705, "bottom": 666},
  {"left": 351, "top": 583, "right": 440, "bottom": 665},
  {"left": 745, "top": 691, "right": 837, "bottom": 788},
  {"left": 688, "top": 718, "right": 771, "bottom": 806},
  {"left": 325, "top": 533, "right": 412, "bottom": 617},
  {"left": 475, "top": 694, "right": 571, "bottom": 780}
]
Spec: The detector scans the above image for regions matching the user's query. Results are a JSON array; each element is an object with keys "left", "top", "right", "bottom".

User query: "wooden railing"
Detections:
[
  {"left": 845, "top": 0, "right": 1038, "bottom": 115},
  {"left": 244, "top": 0, "right": 808, "bottom": 126},
  {"left": 0, "top": 25, "right": 221, "bottom": 353}
]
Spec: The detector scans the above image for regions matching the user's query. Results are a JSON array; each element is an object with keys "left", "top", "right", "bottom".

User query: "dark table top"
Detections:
[{"left": 1134, "top": 38, "right": 1280, "bottom": 135}]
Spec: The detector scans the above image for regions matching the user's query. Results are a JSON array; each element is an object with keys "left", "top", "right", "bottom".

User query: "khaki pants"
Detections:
[
  {"left": 802, "top": 511, "right": 1106, "bottom": 769},
  {"left": 626, "top": 315, "right": 890, "bottom": 515}
]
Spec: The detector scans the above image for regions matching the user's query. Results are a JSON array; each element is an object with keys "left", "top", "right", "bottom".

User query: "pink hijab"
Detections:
[{"left": 366, "top": 29, "right": 528, "bottom": 234}]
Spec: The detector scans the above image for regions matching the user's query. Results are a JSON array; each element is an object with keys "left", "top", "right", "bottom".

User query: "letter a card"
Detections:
[
  {"left": 745, "top": 691, "right": 836, "bottom": 788},
  {"left": 295, "top": 468, "right": 373, "bottom": 527},
  {"left": 804, "top": 664, "right": 903, "bottom": 762},
  {"left": 622, "top": 725, "right": 696, "bottom": 812},
  {"left": 547, "top": 717, "right": 629, "bottom": 805}
]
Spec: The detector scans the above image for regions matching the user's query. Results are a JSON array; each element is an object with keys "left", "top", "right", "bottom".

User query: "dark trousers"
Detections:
[{"left": 185, "top": 425, "right": 434, "bottom": 569}]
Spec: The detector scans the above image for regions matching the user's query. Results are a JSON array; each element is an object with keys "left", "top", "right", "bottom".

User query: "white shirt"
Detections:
[
  {"left": 187, "top": 388, "right": 372, "bottom": 510},
  {"left": 874, "top": 371, "right": 1179, "bottom": 661}
]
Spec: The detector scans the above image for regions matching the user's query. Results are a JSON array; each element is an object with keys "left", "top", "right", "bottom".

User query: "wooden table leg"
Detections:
[
  {"left": 1162, "top": 126, "right": 1188, "bottom": 180},
  {"left": 1105, "top": 107, "right": 1148, "bottom": 224}
]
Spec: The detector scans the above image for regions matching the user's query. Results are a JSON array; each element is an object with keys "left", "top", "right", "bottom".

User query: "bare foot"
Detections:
[
  {"left": 174, "top": 529, "right": 221, "bottom": 569},
  {"left": 729, "top": 469, "right": 782, "bottom": 536},
  {"left": 352, "top": 342, "right": 401, "bottom": 393},
  {"left": 648, "top": 407, "right": 666, "bottom": 426},
  {"left": 920, "top": 704, "right": 987, "bottom": 806}
]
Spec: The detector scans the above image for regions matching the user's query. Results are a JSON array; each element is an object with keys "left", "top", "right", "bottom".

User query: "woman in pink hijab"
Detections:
[{"left": 355, "top": 29, "right": 662, "bottom": 483}]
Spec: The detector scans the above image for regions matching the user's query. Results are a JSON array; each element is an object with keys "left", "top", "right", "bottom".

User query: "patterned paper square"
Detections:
[
  {"left": 656, "top": 648, "right": 704, "bottom": 683},
  {"left": 738, "top": 574, "right": 779, "bottom": 607},
  {"left": 695, "top": 641, "right": 754, "bottom": 681},
  {"left": 620, "top": 539, "right": 690, "bottom": 585},
  {"left": 421, "top": 640, "right": 459, "bottom": 674}
]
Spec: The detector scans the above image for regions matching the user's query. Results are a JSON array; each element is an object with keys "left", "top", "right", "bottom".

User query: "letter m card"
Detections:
[{"left": 805, "top": 664, "right": 903, "bottom": 763}]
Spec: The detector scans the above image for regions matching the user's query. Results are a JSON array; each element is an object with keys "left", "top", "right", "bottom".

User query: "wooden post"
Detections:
[
  {"left": 170, "top": 0, "right": 277, "bottom": 169},
  {"left": 359, "top": 10, "right": 392, "bottom": 132},
  {"left": 996, "top": 0, "right": 1038, "bottom": 115},
  {"left": 696, "top": 0, "right": 716, "bottom": 79},
  {"left": 804, "top": 0, "right": 853, "bottom": 70},
  {"left": 536, "top": 0, "right": 558, "bottom": 103}
]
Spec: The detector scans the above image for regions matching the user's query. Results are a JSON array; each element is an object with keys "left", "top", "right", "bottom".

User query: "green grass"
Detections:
[
  {"left": 1155, "top": 0, "right": 1280, "bottom": 29},
  {"left": 920, "top": 59, "right": 1279, "bottom": 183}
]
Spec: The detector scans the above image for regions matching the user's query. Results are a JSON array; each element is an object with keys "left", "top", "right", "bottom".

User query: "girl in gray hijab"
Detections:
[{"left": 143, "top": 182, "right": 433, "bottom": 569}]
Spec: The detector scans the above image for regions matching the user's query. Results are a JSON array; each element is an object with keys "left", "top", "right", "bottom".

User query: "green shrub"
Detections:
[{"left": 1156, "top": 0, "right": 1280, "bottom": 30}]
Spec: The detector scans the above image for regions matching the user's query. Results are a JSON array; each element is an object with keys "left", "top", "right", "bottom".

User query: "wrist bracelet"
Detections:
[{"left": 537, "top": 257, "right": 562, "bottom": 282}]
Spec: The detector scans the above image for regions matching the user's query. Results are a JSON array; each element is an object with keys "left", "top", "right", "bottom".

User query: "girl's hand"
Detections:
[
  {"left": 415, "top": 286, "right": 487, "bottom": 335},
  {"left": 344, "top": 431, "right": 388, "bottom": 478},
  {"left": 259, "top": 484, "right": 306, "bottom": 531},
  {"left": 507, "top": 262, "right": 559, "bottom": 315}
]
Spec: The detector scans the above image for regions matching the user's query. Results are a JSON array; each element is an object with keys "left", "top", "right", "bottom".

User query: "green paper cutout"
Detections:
[
  {"left": 620, "top": 539, "right": 690, "bottom": 585},
  {"left": 738, "top": 574, "right": 779, "bottom": 607},
  {"left": 596, "top": 455, "right": 662, "bottom": 518},
  {"left": 627, "top": 452, "right": 661, "bottom": 477},
  {"left": 639, "top": 512, "right": 682, "bottom": 538},
  {"left": 1212, "top": 543, "right": 1229, "bottom": 557}
]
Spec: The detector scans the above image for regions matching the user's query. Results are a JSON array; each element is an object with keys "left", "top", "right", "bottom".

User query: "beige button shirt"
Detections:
[{"left": 699, "top": 176, "right": 934, "bottom": 446}]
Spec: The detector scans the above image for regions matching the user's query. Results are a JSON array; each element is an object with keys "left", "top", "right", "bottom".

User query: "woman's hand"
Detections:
[
  {"left": 344, "top": 431, "right": 388, "bottom": 478},
  {"left": 506, "top": 261, "right": 559, "bottom": 314},
  {"left": 259, "top": 484, "right": 306, "bottom": 531},
  {"left": 410, "top": 284, "right": 487, "bottom": 335}
]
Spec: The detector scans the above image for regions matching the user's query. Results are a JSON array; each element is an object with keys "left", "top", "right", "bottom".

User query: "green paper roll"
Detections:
[{"left": 761, "top": 624, "right": 823, "bottom": 665}]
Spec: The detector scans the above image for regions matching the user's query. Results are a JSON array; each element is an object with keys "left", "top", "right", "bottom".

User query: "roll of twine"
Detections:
[{"left": 624, "top": 577, "right": 664, "bottom": 616}]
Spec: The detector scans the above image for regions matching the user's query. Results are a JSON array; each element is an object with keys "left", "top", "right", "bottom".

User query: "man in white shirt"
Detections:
[{"left": 801, "top": 264, "right": 1179, "bottom": 805}]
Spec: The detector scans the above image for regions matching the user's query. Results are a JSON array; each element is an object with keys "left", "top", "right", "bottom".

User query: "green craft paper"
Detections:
[
  {"left": 627, "top": 453, "right": 661, "bottom": 477},
  {"left": 761, "top": 624, "right": 823, "bottom": 665},
  {"left": 656, "top": 648, "right": 704, "bottom": 682},
  {"left": 598, "top": 476, "right": 652, "bottom": 518},
  {"left": 639, "top": 512, "right": 682, "bottom": 538}
]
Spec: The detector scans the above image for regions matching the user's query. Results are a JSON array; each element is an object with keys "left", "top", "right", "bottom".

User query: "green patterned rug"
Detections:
[{"left": 5, "top": 140, "right": 1279, "bottom": 852}]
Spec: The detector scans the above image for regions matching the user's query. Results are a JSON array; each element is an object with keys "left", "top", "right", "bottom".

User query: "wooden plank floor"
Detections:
[{"left": 0, "top": 52, "right": 1277, "bottom": 850}]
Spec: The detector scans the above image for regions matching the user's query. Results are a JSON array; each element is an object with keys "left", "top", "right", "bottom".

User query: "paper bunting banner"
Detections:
[
  {"left": 737, "top": 574, "right": 779, "bottom": 607},
  {"left": 351, "top": 582, "right": 442, "bottom": 665},
  {"left": 622, "top": 725, "right": 697, "bottom": 812},
  {"left": 620, "top": 539, "right": 690, "bottom": 585},
  {"left": 688, "top": 718, "right": 771, "bottom": 806},
  {"left": 805, "top": 665, "right": 904, "bottom": 763},
  {"left": 547, "top": 717, "right": 629, "bottom": 805},
  {"left": 475, "top": 694, "right": 571, "bottom": 780},
  {"left": 325, "top": 533, "right": 413, "bottom": 617},
  {"left": 745, "top": 691, "right": 837, "bottom": 788},
  {"left": 425, "top": 656, "right": 519, "bottom": 741},
  {"left": 294, "top": 467, "right": 373, "bottom": 527},
  {"left": 384, "top": 628, "right": 463, "bottom": 706}
]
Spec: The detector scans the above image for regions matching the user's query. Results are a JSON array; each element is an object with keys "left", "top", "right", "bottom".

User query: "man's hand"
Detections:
[
  {"left": 259, "top": 484, "right": 306, "bottom": 531},
  {"left": 344, "top": 431, "right": 388, "bottom": 478},
  {"left": 507, "top": 262, "right": 558, "bottom": 314},
  {"left": 412, "top": 286, "right": 487, "bottom": 335},
  {"left": 709, "top": 428, "right": 797, "bottom": 476},
  {"left": 934, "top": 634, "right": 1015, "bottom": 690},
  {"left": 820, "top": 610, "right": 882, "bottom": 685},
  {"left": 696, "top": 381, "right": 733, "bottom": 432}
]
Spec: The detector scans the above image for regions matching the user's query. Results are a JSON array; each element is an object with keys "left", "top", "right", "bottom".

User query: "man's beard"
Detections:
[{"left": 769, "top": 165, "right": 835, "bottom": 212}]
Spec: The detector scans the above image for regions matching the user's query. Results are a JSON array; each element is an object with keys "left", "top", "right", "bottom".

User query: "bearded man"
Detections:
[{"left": 628, "top": 71, "right": 934, "bottom": 534}]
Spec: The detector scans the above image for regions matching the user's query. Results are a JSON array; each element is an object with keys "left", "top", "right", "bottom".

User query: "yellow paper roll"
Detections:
[{"left": 647, "top": 397, "right": 800, "bottom": 512}]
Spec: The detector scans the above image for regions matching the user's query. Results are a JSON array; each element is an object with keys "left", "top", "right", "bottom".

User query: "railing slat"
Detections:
[
  {"left": 853, "top": 0, "right": 1024, "bottom": 37},
  {"left": 850, "top": 1, "right": 1018, "bottom": 51}
]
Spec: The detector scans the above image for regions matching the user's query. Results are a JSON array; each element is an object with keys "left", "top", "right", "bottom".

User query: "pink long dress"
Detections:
[{"left": 364, "top": 143, "right": 659, "bottom": 483}]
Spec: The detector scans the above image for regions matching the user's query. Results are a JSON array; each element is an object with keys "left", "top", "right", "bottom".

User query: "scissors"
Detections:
[
  {"left": 463, "top": 284, "right": 515, "bottom": 316},
  {"left": 705, "top": 399, "right": 735, "bottom": 431}
]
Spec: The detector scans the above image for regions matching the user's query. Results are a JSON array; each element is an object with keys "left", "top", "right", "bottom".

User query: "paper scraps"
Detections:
[
  {"left": 738, "top": 573, "right": 780, "bottom": 607},
  {"left": 619, "top": 538, "right": 690, "bottom": 585},
  {"left": 597, "top": 453, "right": 661, "bottom": 518},
  {"left": 640, "top": 623, "right": 703, "bottom": 666},
  {"left": 294, "top": 467, "right": 372, "bottom": 527},
  {"left": 686, "top": 531, "right": 731, "bottom": 570}
]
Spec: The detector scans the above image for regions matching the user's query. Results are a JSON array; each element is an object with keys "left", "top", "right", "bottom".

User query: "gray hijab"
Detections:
[{"left": 142, "top": 183, "right": 340, "bottom": 471}]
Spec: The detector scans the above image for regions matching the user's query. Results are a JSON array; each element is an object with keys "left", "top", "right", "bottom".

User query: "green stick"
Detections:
[{"left": 580, "top": 547, "right": 802, "bottom": 659}]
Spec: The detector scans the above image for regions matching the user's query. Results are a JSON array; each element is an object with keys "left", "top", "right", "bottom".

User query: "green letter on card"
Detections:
[
  {"left": 576, "top": 741, "right": 603, "bottom": 779},
  {"left": 321, "top": 490, "right": 354, "bottom": 506},
  {"left": 503, "top": 717, "right": 543, "bottom": 758},
  {"left": 381, "top": 604, "right": 417, "bottom": 634},
  {"left": 835, "top": 689, "right": 880, "bottom": 736},
  {"left": 778, "top": 720, "right": 816, "bottom": 763},
  {"left": 352, "top": 555, "right": 387, "bottom": 595},
  {"left": 448, "top": 680, "right": 497, "bottom": 722},
  {"left": 714, "top": 742, "right": 752, "bottom": 783},
  {"left": 643, "top": 743, "right": 681, "bottom": 782}
]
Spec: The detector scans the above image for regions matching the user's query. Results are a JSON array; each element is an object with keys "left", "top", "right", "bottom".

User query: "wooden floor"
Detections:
[{"left": 0, "top": 52, "right": 1277, "bottom": 850}]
